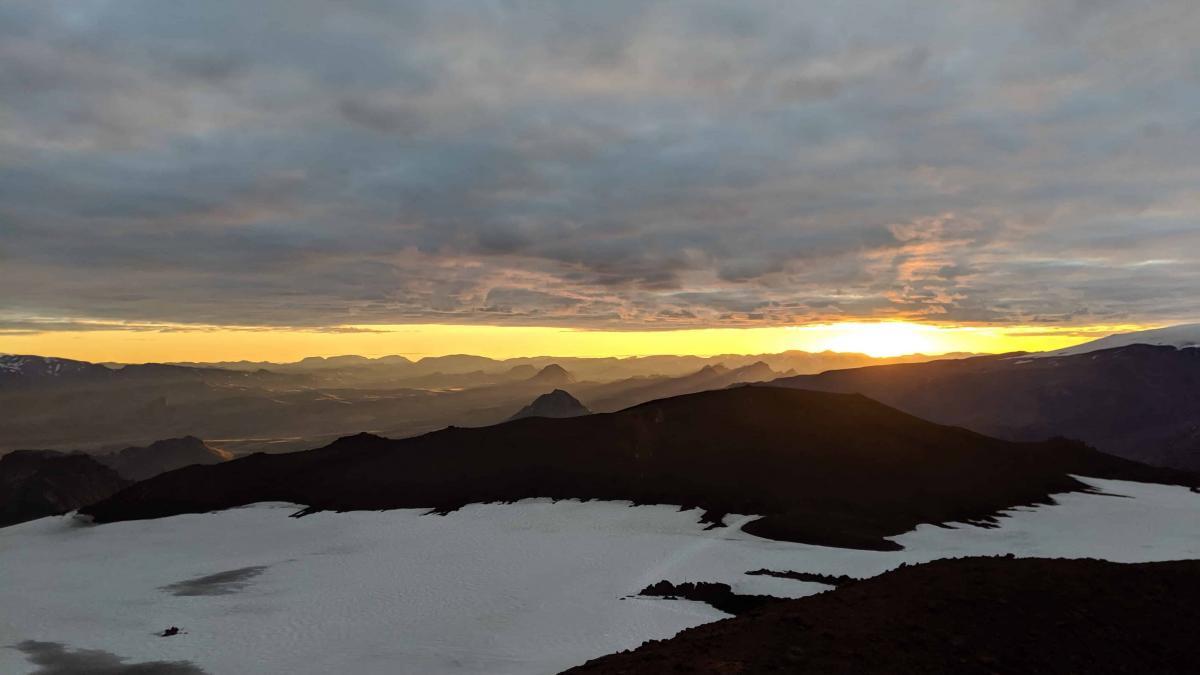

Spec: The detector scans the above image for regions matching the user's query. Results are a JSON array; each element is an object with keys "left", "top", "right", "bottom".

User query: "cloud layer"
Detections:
[{"left": 2, "top": 1, "right": 1198, "bottom": 331}]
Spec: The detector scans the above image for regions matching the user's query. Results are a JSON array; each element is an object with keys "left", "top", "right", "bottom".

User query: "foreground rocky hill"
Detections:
[{"left": 83, "top": 387, "right": 1191, "bottom": 549}]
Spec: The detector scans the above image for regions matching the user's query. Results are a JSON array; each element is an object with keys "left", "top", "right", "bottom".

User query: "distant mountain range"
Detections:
[
  {"left": 0, "top": 351, "right": 875, "bottom": 454},
  {"left": 160, "top": 350, "right": 968, "bottom": 385},
  {"left": 0, "top": 354, "right": 291, "bottom": 391},
  {"left": 774, "top": 326, "right": 1200, "bottom": 470},
  {"left": 5, "top": 322, "right": 1200, "bottom": 469},
  {"left": 82, "top": 386, "right": 1189, "bottom": 550},
  {"left": 584, "top": 361, "right": 779, "bottom": 412}
]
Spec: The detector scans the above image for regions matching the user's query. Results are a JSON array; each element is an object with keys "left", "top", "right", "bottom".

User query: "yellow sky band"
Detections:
[{"left": 0, "top": 321, "right": 1153, "bottom": 364}]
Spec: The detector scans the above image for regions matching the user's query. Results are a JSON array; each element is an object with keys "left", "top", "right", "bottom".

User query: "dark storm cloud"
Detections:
[{"left": 2, "top": 0, "right": 1198, "bottom": 330}]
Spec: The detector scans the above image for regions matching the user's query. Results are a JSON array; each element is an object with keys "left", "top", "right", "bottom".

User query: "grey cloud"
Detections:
[{"left": 1, "top": 1, "right": 1198, "bottom": 331}]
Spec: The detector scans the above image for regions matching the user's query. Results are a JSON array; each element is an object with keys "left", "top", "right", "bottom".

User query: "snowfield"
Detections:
[
  {"left": 3, "top": 477, "right": 1200, "bottom": 674},
  {"left": 1042, "top": 323, "right": 1200, "bottom": 357}
]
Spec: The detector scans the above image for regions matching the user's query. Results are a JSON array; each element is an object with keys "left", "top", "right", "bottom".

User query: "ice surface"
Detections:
[{"left": 2, "top": 478, "right": 1199, "bottom": 674}]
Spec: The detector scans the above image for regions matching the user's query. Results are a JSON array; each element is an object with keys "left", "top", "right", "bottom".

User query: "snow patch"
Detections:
[
  {"left": 1040, "top": 323, "right": 1200, "bottom": 357},
  {"left": 2, "top": 479, "right": 1199, "bottom": 674}
]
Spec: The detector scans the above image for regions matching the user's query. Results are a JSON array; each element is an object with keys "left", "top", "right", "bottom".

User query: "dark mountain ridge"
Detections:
[
  {"left": 0, "top": 450, "right": 129, "bottom": 527},
  {"left": 0, "top": 436, "right": 231, "bottom": 527},
  {"left": 0, "top": 354, "right": 296, "bottom": 391},
  {"left": 773, "top": 344, "right": 1200, "bottom": 470},
  {"left": 0, "top": 355, "right": 114, "bottom": 388},
  {"left": 82, "top": 387, "right": 1191, "bottom": 549}
]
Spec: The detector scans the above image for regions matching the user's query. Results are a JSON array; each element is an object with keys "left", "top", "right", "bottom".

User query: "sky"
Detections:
[{"left": 1, "top": 1, "right": 1197, "bottom": 361}]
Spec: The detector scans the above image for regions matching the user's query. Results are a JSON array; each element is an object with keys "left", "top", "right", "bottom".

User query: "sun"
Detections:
[{"left": 802, "top": 322, "right": 942, "bottom": 357}]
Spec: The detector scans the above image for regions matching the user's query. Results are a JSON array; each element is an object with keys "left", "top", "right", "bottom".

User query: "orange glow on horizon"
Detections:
[{"left": 0, "top": 320, "right": 1153, "bottom": 364}]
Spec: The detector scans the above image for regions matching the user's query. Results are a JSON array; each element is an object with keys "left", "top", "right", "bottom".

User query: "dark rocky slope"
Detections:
[
  {"left": 565, "top": 556, "right": 1200, "bottom": 674},
  {"left": 773, "top": 344, "right": 1200, "bottom": 470},
  {"left": 0, "top": 451, "right": 130, "bottom": 527},
  {"left": 83, "top": 387, "right": 1192, "bottom": 549}
]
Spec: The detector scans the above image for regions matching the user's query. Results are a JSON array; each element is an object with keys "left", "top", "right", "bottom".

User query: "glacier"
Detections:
[{"left": 2, "top": 477, "right": 1200, "bottom": 674}]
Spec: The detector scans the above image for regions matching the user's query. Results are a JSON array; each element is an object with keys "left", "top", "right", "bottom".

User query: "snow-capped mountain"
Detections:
[
  {"left": 1042, "top": 323, "right": 1200, "bottom": 357},
  {"left": 0, "top": 355, "right": 108, "bottom": 378},
  {"left": 0, "top": 355, "right": 113, "bottom": 387}
]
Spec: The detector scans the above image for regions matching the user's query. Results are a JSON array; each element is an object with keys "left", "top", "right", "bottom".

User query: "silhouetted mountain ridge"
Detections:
[
  {"left": 82, "top": 387, "right": 1191, "bottom": 550},
  {"left": 773, "top": 343, "right": 1200, "bottom": 470},
  {"left": 509, "top": 390, "right": 592, "bottom": 420},
  {"left": 529, "top": 364, "right": 575, "bottom": 385},
  {"left": 0, "top": 451, "right": 129, "bottom": 527}
]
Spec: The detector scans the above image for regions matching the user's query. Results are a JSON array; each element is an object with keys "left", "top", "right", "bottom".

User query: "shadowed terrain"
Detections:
[
  {"left": 0, "top": 352, "right": 952, "bottom": 455},
  {"left": 565, "top": 556, "right": 1200, "bottom": 674},
  {"left": 774, "top": 345, "right": 1200, "bottom": 470},
  {"left": 82, "top": 387, "right": 1192, "bottom": 549},
  {"left": 0, "top": 451, "right": 129, "bottom": 527},
  {"left": 0, "top": 437, "right": 234, "bottom": 527}
]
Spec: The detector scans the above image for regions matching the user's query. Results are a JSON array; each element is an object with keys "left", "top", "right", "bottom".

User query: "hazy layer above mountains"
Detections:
[
  {"left": 165, "top": 350, "right": 969, "bottom": 386},
  {"left": 3, "top": 323, "right": 1197, "bottom": 462},
  {"left": 0, "top": 350, "right": 960, "bottom": 454}
]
